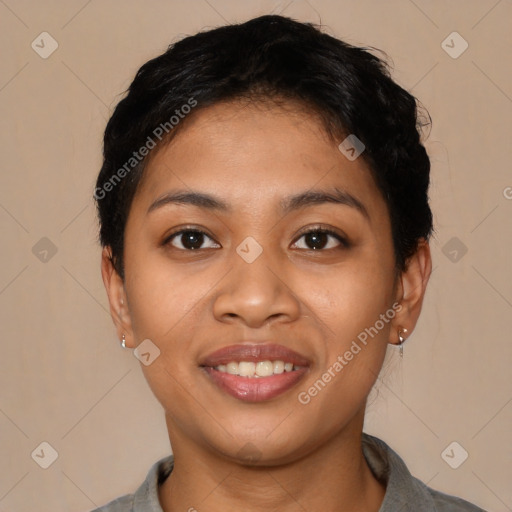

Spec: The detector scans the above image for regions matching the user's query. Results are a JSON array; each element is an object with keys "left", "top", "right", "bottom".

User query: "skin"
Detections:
[{"left": 101, "top": 99, "right": 431, "bottom": 512}]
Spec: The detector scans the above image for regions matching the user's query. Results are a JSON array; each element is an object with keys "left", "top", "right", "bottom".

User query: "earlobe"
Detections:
[
  {"left": 390, "top": 240, "right": 432, "bottom": 346},
  {"left": 100, "top": 247, "right": 134, "bottom": 347}
]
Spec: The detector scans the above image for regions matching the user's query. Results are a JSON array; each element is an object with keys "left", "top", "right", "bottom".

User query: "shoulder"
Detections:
[
  {"left": 89, "top": 494, "right": 134, "bottom": 512},
  {"left": 427, "top": 486, "right": 487, "bottom": 511},
  {"left": 88, "top": 455, "right": 174, "bottom": 512},
  {"left": 362, "top": 434, "right": 487, "bottom": 512}
]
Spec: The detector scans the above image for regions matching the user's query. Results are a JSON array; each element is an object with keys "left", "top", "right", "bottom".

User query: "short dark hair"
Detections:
[{"left": 95, "top": 14, "right": 433, "bottom": 279}]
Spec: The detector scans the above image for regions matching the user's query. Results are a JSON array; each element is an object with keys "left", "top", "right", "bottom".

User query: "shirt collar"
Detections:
[
  {"left": 131, "top": 433, "right": 435, "bottom": 512},
  {"left": 362, "top": 433, "right": 435, "bottom": 511}
]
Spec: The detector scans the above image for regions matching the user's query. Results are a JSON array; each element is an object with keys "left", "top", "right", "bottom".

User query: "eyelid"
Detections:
[
  {"left": 163, "top": 226, "right": 220, "bottom": 248},
  {"left": 162, "top": 224, "right": 349, "bottom": 251},
  {"left": 291, "top": 225, "right": 349, "bottom": 248}
]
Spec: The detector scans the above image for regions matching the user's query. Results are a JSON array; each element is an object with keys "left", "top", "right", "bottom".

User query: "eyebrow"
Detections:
[
  {"left": 147, "top": 187, "right": 369, "bottom": 219},
  {"left": 280, "top": 188, "right": 369, "bottom": 219},
  {"left": 147, "top": 191, "right": 230, "bottom": 214}
]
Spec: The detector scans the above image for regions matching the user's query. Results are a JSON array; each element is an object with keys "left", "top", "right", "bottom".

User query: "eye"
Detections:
[
  {"left": 164, "top": 229, "right": 220, "bottom": 250},
  {"left": 291, "top": 227, "right": 348, "bottom": 251}
]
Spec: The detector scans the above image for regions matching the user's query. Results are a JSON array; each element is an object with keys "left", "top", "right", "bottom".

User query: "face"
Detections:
[{"left": 103, "top": 100, "right": 429, "bottom": 465}]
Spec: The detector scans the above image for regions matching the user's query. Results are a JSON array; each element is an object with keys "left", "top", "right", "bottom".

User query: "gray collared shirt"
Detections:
[{"left": 90, "top": 433, "right": 486, "bottom": 511}]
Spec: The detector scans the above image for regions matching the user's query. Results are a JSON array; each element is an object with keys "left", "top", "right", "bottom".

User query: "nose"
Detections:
[{"left": 212, "top": 251, "right": 301, "bottom": 329}]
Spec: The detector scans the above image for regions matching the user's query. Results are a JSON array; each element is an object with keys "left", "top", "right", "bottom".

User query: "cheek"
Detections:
[
  {"left": 124, "top": 254, "right": 211, "bottom": 342},
  {"left": 303, "top": 260, "right": 395, "bottom": 340},
  {"left": 297, "top": 254, "right": 395, "bottom": 398},
  {"left": 294, "top": 283, "right": 392, "bottom": 433},
  {"left": 123, "top": 254, "right": 216, "bottom": 404}
]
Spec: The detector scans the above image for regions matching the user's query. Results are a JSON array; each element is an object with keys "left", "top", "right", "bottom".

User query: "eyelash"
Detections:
[
  {"left": 293, "top": 226, "right": 349, "bottom": 250},
  {"left": 163, "top": 225, "right": 349, "bottom": 252}
]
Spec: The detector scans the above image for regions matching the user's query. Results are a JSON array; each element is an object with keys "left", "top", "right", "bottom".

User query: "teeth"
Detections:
[
  {"left": 226, "top": 362, "right": 238, "bottom": 375},
  {"left": 214, "top": 360, "right": 301, "bottom": 377},
  {"left": 256, "top": 361, "right": 274, "bottom": 377},
  {"left": 273, "top": 360, "right": 284, "bottom": 374},
  {"left": 238, "top": 361, "right": 256, "bottom": 377}
]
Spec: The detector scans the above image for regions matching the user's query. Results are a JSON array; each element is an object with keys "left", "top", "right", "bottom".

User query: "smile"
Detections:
[
  {"left": 215, "top": 360, "right": 303, "bottom": 377},
  {"left": 201, "top": 343, "right": 310, "bottom": 402}
]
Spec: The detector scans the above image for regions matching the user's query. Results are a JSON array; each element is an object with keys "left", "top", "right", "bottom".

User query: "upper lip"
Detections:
[{"left": 200, "top": 343, "right": 311, "bottom": 367}]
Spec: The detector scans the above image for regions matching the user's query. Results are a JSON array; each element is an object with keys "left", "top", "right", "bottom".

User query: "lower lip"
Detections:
[{"left": 203, "top": 367, "right": 308, "bottom": 402}]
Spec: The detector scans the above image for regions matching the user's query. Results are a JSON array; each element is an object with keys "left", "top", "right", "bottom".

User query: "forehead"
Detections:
[{"left": 132, "top": 100, "right": 387, "bottom": 219}]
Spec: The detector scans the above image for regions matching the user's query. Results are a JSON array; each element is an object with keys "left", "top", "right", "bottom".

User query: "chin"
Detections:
[{"left": 203, "top": 421, "right": 323, "bottom": 467}]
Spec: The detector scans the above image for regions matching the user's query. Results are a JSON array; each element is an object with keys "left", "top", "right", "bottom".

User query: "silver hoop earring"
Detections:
[
  {"left": 121, "top": 333, "right": 126, "bottom": 349},
  {"left": 398, "top": 328, "right": 408, "bottom": 358}
]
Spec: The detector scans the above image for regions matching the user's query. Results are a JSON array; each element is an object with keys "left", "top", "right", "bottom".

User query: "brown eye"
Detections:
[
  {"left": 303, "top": 232, "right": 330, "bottom": 250},
  {"left": 292, "top": 228, "right": 347, "bottom": 251},
  {"left": 166, "top": 230, "right": 220, "bottom": 250}
]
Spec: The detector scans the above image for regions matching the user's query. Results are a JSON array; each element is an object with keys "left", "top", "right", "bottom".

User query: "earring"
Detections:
[
  {"left": 398, "top": 328, "right": 408, "bottom": 358},
  {"left": 121, "top": 333, "right": 126, "bottom": 349}
]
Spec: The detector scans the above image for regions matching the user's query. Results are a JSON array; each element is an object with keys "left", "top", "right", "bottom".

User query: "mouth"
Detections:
[{"left": 200, "top": 343, "right": 310, "bottom": 402}]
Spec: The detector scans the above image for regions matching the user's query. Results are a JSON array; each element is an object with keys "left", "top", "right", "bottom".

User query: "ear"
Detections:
[
  {"left": 101, "top": 246, "right": 134, "bottom": 348},
  {"left": 389, "top": 239, "right": 432, "bottom": 345}
]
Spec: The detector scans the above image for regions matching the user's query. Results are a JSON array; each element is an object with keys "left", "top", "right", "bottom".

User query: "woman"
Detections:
[{"left": 92, "top": 14, "right": 485, "bottom": 512}]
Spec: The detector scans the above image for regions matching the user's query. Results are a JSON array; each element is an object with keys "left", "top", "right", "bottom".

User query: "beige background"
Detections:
[{"left": 1, "top": 0, "right": 511, "bottom": 511}]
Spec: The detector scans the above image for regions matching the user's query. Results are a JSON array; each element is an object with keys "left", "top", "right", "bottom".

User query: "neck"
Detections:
[{"left": 159, "top": 413, "right": 385, "bottom": 512}]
